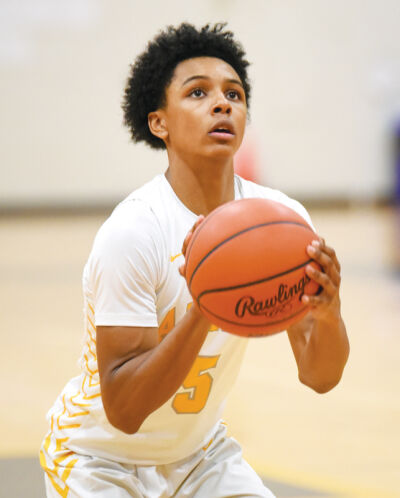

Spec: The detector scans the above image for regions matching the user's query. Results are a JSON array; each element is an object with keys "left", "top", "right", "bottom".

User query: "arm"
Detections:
[
  {"left": 97, "top": 305, "right": 210, "bottom": 435},
  {"left": 97, "top": 216, "right": 208, "bottom": 434},
  {"left": 287, "top": 238, "right": 349, "bottom": 393}
]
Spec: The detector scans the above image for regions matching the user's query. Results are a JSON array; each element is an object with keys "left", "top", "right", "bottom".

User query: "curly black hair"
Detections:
[{"left": 122, "top": 22, "right": 251, "bottom": 150}]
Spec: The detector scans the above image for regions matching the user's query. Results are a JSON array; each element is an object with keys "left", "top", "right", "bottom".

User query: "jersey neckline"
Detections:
[{"left": 160, "top": 173, "right": 244, "bottom": 219}]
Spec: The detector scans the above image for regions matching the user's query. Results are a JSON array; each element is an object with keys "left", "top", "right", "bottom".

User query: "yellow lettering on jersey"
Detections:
[
  {"left": 159, "top": 306, "right": 221, "bottom": 412},
  {"left": 158, "top": 307, "right": 176, "bottom": 341},
  {"left": 172, "top": 355, "right": 220, "bottom": 414}
]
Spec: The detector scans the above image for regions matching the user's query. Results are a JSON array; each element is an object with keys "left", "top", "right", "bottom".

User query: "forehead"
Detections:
[{"left": 170, "top": 56, "right": 241, "bottom": 85}]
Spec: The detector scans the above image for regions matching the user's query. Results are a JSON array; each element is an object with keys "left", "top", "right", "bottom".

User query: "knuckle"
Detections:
[
  {"left": 326, "top": 247, "right": 335, "bottom": 258},
  {"left": 321, "top": 273, "right": 330, "bottom": 285},
  {"left": 313, "top": 248, "right": 322, "bottom": 259},
  {"left": 309, "top": 298, "right": 321, "bottom": 308}
]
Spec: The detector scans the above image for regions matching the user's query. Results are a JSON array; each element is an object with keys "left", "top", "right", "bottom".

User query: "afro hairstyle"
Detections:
[{"left": 122, "top": 22, "right": 251, "bottom": 150}]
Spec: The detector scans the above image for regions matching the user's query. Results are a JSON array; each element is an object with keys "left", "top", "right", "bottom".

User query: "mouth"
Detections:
[{"left": 208, "top": 122, "right": 235, "bottom": 139}]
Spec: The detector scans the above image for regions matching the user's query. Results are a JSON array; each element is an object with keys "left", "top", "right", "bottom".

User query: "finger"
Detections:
[
  {"left": 329, "top": 264, "right": 341, "bottom": 287},
  {"left": 322, "top": 244, "right": 341, "bottom": 274},
  {"left": 193, "top": 214, "right": 205, "bottom": 228},
  {"left": 181, "top": 226, "right": 196, "bottom": 255},
  {"left": 181, "top": 232, "right": 192, "bottom": 256},
  {"left": 313, "top": 238, "right": 341, "bottom": 274},
  {"left": 309, "top": 250, "right": 341, "bottom": 288},
  {"left": 307, "top": 242, "right": 331, "bottom": 269},
  {"left": 302, "top": 293, "right": 329, "bottom": 307},
  {"left": 305, "top": 264, "right": 337, "bottom": 296},
  {"left": 307, "top": 241, "right": 338, "bottom": 280},
  {"left": 181, "top": 215, "right": 205, "bottom": 255}
]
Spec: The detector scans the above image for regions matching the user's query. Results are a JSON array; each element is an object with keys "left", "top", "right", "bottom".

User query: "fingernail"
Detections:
[
  {"left": 302, "top": 295, "right": 309, "bottom": 304},
  {"left": 308, "top": 245, "right": 316, "bottom": 254},
  {"left": 312, "top": 240, "right": 320, "bottom": 248}
]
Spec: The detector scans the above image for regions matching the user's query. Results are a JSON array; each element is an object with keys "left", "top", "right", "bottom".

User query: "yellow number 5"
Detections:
[{"left": 172, "top": 355, "right": 219, "bottom": 414}]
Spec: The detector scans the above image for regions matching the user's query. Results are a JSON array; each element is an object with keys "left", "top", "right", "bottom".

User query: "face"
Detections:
[{"left": 149, "top": 57, "right": 247, "bottom": 161}]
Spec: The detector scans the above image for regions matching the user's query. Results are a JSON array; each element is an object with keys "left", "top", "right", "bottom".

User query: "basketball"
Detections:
[{"left": 185, "top": 198, "right": 321, "bottom": 337}]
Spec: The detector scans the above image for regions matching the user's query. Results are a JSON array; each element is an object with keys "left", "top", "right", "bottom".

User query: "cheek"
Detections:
[
  {"left": 236, "top": 110, "right": 247, "bottom": 138},
  {"left": 167, "top": 113, "right": 202, "bottom": 147},
  {"left": 178, "top": 111, "right": 204, "bottom": 136},
  {"left": 174, "top": 117, "right": 198, "bottom": 139}
]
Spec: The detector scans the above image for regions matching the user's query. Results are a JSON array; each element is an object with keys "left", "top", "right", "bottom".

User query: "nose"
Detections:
[{"left": 212, "top": 95, "right": 232, "bottom": 115}]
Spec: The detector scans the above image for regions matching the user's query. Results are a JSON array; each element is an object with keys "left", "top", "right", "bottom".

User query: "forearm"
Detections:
[
  {"left": 103, "top": 306, "right": 210, "bottom": 433},
  {"left": 290, "top": 311, "right": 349, "bottom": 393}
]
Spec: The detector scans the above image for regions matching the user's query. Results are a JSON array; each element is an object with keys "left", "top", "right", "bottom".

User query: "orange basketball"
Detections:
[{"left": 185, "top": 198, "right": 321, "bottom": 337}]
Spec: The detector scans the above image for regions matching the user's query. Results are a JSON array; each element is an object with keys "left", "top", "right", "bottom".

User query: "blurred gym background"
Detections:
[{"left": 0, "top": 1, "right": 399, "bottom": 497}]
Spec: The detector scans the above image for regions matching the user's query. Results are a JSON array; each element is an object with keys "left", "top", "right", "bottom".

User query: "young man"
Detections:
[{"left": 40, "top": 23, "right": 349, "bottom": 497}]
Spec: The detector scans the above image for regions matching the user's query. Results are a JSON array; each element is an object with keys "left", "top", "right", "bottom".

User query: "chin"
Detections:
[{"left": 206, "top": 142, "right": 239, "bottom": 159}]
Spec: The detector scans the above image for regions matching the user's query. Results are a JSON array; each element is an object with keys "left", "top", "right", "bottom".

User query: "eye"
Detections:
[
  {"left": 226, "top": 90, "right": 241, "bottom": 100},
  {"left": 189, "top": 88, "right": 205, "bottom": 98}
]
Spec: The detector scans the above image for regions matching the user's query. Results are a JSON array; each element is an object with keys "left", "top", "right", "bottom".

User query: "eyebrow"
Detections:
[{"left": 182, "top": 75, "right": 244, "bottom": 88}]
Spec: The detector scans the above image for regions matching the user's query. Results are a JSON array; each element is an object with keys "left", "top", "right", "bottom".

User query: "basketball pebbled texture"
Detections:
[{"left": 185, "top": 198, "right": 321, "bottom": 337}]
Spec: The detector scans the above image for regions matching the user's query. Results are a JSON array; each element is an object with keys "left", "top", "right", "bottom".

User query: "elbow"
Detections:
[
  {"left": 299, "top": 349, "right": 350, "bottom": 394},
  {"left": 106, "top": 411, "right": 143, "bottom": 435},
  {"left": 103, "top": 402, "right": 144, "bottom": 435},
  {"left": 113, "top": 421, "right": 141, "bottom": 435},
  {"left": 100, "top": 381, "right": 146, "bottom": 434},
  {"left": 310, "top": 380, "right": 339, "bottom": 394},
  {"left": 299, "top": 374, "right": 342, "bottom": 394}
]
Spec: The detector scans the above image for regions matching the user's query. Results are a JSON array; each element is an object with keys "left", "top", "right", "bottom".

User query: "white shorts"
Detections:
[{"left": 44, "top": 423, "right": 275, "bottom": 497}]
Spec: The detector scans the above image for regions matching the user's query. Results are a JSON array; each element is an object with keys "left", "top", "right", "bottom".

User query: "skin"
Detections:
[{"left": 97, "top": 57, "right": 349, "bottom": 434}]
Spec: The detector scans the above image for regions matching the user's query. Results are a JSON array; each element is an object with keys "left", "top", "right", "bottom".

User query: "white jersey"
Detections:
[{"left": 40, "top": 174, "right": 313, "bottom": 469}]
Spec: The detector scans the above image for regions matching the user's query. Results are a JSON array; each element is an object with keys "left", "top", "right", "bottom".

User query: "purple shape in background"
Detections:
[{"left": 395, "top": 119, "right": 400, "bottom": 203}]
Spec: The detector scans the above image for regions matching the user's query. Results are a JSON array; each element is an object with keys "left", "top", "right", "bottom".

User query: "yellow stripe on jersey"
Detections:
[
  {"left": 40, "top": 417, "right": 79, "bottom": 497},
  {"left": 57, "top": 395, "right": 82, "bottom": 430},
  {"left": 81, "top": 374, "right": 101, "bottom": 399},
  {"left": 70, "top": 392, "right": 91, "bottom": 408},
  {"left": 40, "top": 301, "right": 102, "bottom": 496}
]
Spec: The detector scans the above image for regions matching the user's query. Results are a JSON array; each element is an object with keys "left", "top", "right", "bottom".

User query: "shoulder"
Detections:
[
  {"left": 236, "top": 175, "right": 314, "bottom": 229},
  {"left": 96, "top": 199, "right": 158, "bottom": 249},
  {"left": 92, "top": 177, "right": 167, "bottom": 258}
]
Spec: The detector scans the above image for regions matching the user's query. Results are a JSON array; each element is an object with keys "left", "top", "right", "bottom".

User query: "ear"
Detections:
[{"left": 148, "top": 110, "right": 168, "bottom": 143}]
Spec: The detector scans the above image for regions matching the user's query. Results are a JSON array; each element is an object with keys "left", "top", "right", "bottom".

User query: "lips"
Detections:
[{"left": 208, "top": 120, "right": 235, "bottom": 136}]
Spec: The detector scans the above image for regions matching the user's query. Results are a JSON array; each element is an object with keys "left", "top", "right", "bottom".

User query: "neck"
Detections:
[{"left": 165, "top": 152, "right": 235, "bottom": 216}]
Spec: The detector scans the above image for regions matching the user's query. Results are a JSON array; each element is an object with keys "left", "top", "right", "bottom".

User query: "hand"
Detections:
[
  {"left": 302, "top": 238, "right": 342, "bottom": 321},
  {"left": 179, "top": 215, "right": 205, "bottom": 278}
]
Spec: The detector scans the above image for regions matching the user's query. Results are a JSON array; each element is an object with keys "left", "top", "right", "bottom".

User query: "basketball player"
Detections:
[{"left": 40, "top": 23, "right": 349, "bottom": 497}]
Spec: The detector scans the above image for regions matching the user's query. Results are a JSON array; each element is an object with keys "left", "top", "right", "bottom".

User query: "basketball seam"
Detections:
[
  {"left": 195, "top": 258, "right": 313, "bottom": 302},
  {"left": 185, "top": 204, "right": 226, "bottom": 269},
  {"left": 199, "top": 302, "right": 309, "bottom": 329},
  {"left": 188, "top": 220, "right": 312, "bottom": 292},
  {"left": 189, "top": 221, "right": 313, "bottom": 293}
]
